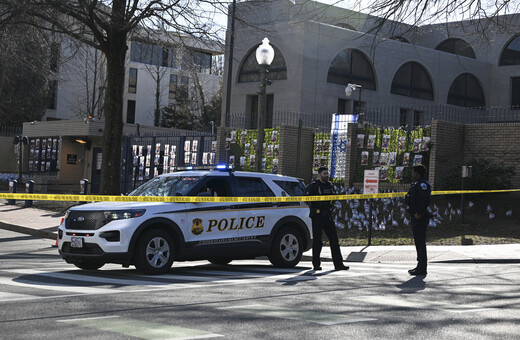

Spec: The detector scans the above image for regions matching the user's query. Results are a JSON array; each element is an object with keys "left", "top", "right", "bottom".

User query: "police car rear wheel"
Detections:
[
  {"left": 207, "top": 257, "right": 232, "bottom": 265},
  {"left": 269, "top": 227, "right": 302, "bottom": 268},
  {"left": 135, "top": 229, "right": 175, "bottom": 275},
  {"left": 73, "top": 261, "right": 105, "bottom": 270}
]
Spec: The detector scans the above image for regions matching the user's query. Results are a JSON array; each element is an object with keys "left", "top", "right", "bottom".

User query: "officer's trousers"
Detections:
[
  {"left": 411, "top": 216, "right": 428, "bottom": 270},
  {"left": 312, "top": 215, "right": 343, "bottom": 269}
]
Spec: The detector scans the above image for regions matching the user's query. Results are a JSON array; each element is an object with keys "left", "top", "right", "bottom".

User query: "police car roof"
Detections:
[{"left": 158, "top": 170, "right": 300, "bottom": 181}]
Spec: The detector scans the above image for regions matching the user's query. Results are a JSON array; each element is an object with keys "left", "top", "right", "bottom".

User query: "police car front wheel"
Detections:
[
  {"left": 269, "top": 227, "right": 303, "bottom": 268},
  {"left": 134, "top": 229, "right": 175, "bottom": 275}
]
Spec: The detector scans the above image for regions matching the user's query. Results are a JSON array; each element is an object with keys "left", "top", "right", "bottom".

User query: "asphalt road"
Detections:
[{"left": 0, "top": 228, "right": 519, "bottom": 340}]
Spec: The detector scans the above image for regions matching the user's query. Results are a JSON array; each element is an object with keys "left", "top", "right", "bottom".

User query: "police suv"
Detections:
[{"left": 58, "top": 168, "right": 312, "bottom": 274}]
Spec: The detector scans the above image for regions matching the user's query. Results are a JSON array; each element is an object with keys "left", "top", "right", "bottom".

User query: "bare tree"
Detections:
[{"left": 1, "top": 0, "right": 226, "bottom": 194}]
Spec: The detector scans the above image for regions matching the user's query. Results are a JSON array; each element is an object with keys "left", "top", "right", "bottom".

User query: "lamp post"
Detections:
[
  {"left": 13, "top": 135, "right": 29, "bottom": 186},
  {"left": 255, "top": 37, "right": 274, "bottom": 172},
  {"left": 345, "top": 83, "right": 363, "bottom": 116}
]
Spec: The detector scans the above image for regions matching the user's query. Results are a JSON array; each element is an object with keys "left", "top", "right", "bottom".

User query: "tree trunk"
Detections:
[{"left": 100, "top": 3, "right": 127, "bottom": 195}]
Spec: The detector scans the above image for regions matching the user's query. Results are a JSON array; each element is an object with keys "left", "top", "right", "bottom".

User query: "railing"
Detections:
[
  {"left": 226, "top": 105, "right": 520, "bottom": 131},
  {"left": 0, "top": 125, "right": 22, "bottom": 137}
]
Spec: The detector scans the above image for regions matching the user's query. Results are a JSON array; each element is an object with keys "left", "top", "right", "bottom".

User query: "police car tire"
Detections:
[
  {"left": 73, "top": 261, "right": 105, "bottom": 270},
  {"left": 268, "top": 226, "right": 303, "bottom": 268},
  {"left": 134, "top": 229, "right": 175, "bottom": 275},
  {"left": 207, "top": 257, "right": 232, "bottom": 265}
]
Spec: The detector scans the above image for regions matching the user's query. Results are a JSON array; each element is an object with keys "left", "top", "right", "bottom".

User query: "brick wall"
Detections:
[
  {"left": 430, "top": 120, "right": 520, "bottom": 189},
  {"left": 279, "top": 125, "right": 314, "bottom": 182},
  {"left": 463, "top": 123, "right": 520, "bottom": 188},
  {"left": 430, "top": 120, "right": 465, "bottom": 189}
]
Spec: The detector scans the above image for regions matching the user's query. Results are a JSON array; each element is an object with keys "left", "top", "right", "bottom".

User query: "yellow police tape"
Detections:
[{"left": 1, "top": 189, "right": 519, "bottom": 203}]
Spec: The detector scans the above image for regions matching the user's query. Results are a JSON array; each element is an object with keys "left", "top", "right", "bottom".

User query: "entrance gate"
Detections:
[{"left": 122, "top": 133, "right": 216, "bottom": 193}]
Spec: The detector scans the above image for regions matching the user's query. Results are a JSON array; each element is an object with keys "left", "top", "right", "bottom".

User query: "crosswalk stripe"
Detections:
[
  {"left": 219, "top": 304, "right": 377, "bottom": 325},
  {"left": 350, "top": 295, "right": 490, "bottom": 312},
  {"left": 0, "top": 276, "right": 122, "bottom": 295}
]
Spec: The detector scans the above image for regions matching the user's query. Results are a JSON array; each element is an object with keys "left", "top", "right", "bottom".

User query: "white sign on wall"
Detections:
[{"left": 363, "top": 169, "right": 379, "bottom": 194}]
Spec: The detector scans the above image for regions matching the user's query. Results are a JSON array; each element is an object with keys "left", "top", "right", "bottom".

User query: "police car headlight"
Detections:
[{"left": 103, "top": 209, "right": 146, "bottom": 222}]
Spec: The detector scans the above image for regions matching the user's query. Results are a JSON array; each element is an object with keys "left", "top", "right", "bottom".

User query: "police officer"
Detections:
[
  {"left": 305, "top": 167, "right": 349, "bottom": 271},
  {"left": 406, "top": 164, "right": 431, "bottom": 276}
]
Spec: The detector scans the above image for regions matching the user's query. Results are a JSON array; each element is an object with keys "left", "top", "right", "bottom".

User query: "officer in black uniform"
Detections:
[
  {"left": 305, "top": 167, "right": 349, "bottom": 271},
  {"left": 405, "top": 164, "right": 431, "bottom": 276}
]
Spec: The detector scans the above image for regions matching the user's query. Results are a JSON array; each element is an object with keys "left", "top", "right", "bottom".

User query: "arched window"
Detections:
[
  {"left": 326, "top": 49, "right": 376, "bottom": 90},
  {"left": 391, "top": 62, "right": 434, "bottom": 101},
  {"left": 334, "top": 23, "right": 357, "bottom": 31},
  {"left": 435, "top": 38, "right": 476, "bottom": 59},
  {"left": 238, "top": 45, "right": 287, "bottom": 83},
  {"left": 500, "top": 35, "right": 520, "bottom": 66},
  {"left": 447, "top": 73, "right": 485, "bottom": 107},
  {"left": 390, "top": 36, "right": 409, "bottom": 43}
]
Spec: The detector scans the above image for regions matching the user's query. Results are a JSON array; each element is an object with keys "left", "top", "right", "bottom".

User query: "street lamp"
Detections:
[
  {"left": 345, "top": 83, "right": 363, "bottom": 115},
  {"left": 255, "top": 37, "right": 274, "bottom": 172},
  {"left": 13, "top": 135, "right": 29, "bottom": 185}
]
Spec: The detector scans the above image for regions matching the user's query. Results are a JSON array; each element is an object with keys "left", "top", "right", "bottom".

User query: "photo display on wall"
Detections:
[
  {"left": 28, "top": 137, "right": 59, "bottom": 173},
  {"left": 354, "top": 127, "right": 431, "bottom": 183}
]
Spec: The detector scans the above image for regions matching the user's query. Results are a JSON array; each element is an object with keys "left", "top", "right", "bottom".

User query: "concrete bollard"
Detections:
[
  {"left": 24, "top": 180, "right": 34, "bottom": 208},
  {"left": 7, "top": 180, "right": 17, "bottom": 205}
]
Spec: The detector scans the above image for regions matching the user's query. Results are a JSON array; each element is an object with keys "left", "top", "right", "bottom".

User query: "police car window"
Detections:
[
  {"left": 194, "top": 177, "right": 231, "bottom": 197},
  {"left": 273, "top": 180, "right": 305, "bottom": 196},
  {"left": 235, "top": 177, "right": 275, "bottom": 197},
  {"left": 129, "top": 176, "right": 202, "bottom": 196}
]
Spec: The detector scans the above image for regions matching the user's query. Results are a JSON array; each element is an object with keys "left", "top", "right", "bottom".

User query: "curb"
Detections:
[{"left": 0, "top": 221, "right": 57, "bottom": 240}]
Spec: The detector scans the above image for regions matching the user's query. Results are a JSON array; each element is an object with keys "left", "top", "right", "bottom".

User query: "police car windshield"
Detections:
[{"left": 129, "top": 176, "right": 202, "bottom": 196}]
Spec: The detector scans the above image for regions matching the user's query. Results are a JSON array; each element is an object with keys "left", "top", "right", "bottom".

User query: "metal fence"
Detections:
[
  {"left": 226, "top": 105, "right": 520, "bottom": 132},
  {"left": 0, "top": 125, "right": 22, "bottom": 137}
]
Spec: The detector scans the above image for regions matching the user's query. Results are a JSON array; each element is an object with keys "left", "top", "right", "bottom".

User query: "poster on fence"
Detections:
[{"left": 328, "top": 113, "right": 357, "bottom": 179}]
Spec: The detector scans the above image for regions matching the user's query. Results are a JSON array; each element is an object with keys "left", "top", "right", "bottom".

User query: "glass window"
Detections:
[
  {"left": 193, "top": 177, "right": 232, "bottom": 197},
  {"left": 447, "top": 73, "right": 485, "bottom": 107},
  {"left": 391, "top": 62, "right": 434, "bottom": 101},
  {"left": 511, "top": 77, "right": 520, "bottom": 107},
  {"left": 169, "top": 74, "right": 177, "bottom": 99},
  {"left": 129, "top": 176, "right": 203, "bottom": 196},
  {"left": 127, "top": 100, "right": 136, "bottom": 124},
  {"left": 238, "top": 45, "right": 287, "bottom": 83},
  {"left": 177, "top": 76, "right": 189, "bottom": 102},
  {"left": 235, "top": 177, "right": 275, "bottom": 197},
  {"left": 435, "top": 38, "right": 476, "bottom": 58},
  {"left": 130, "top": 41, "right": 175, "bottom": 68},
  {"left": 273, "top": 180, "right": 305, "bottom": 196},
  {"left": 128, "top": 68, "right": 137, "bottom": 93},
  {"left": 327, "top": 49, "right": 376, "bottom": 90},
  {"left": 500, "top": 35, "right": 520, "bottom": 66}
]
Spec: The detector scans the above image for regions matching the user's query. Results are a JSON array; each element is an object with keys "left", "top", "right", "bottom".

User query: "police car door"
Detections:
[
  {"left": 184, "top": 175, "right": 238, "bottom": 253},
  {"left": 234, "top": 175, "right": 277, "bottom": 253}
]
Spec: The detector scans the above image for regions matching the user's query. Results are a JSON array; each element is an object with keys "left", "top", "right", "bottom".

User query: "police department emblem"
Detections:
[
  {"left": 421, "top": 183, "right": 428, "bottom": 190},
  {"left": 191, "top": 218, "right": 204, "bottom": 235}
]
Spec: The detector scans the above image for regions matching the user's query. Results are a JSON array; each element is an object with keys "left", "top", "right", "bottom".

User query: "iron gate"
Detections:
[{"left": 122, "top": 133, "right": 216, "bottom": 193}]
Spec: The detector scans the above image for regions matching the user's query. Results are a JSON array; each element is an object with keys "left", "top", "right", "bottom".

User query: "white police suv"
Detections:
[{"left": 58, "top": 168, "right": 312, "bottom": 274}]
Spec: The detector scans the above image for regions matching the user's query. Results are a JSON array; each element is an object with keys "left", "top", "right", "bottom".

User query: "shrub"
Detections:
[{"left": 440, "top": 158, "right": 516, "bottom": 190}]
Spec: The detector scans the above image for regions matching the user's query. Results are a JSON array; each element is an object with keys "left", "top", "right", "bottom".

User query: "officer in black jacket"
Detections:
[
  {"left": 305, "top": 167, "right": 349, "bottom": 271},
  {"left": 405, "top": 164, "right": 431, "bottom": 276}
]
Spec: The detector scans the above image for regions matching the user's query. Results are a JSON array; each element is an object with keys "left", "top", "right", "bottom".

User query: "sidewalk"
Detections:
[{"left": 1, "top": 202, "right": 520, "bottom": 263}]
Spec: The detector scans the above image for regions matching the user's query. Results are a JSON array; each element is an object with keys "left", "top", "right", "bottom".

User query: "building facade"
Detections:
[
  {"left": 45, "top": 32, "right": 223, "bottom": 127},
  {"left": 221, "top": 0, "right": 520, "bottom": 129}
]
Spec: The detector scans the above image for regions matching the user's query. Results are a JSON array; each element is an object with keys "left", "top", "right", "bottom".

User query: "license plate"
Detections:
[{"left": 70, "top": 237, "right": 83, "bottom": 248}]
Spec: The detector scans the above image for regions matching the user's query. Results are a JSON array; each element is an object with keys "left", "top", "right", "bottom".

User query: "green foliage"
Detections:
[
  {"left": 226, "top": 128, "right": 280, "bottom": 173},
  {"left": 354, "top": 125, "right": 430, "bottom": 183},
  {"left": 200, "top": 89, "right": 222, "bottom": 131},
  {"left": 160, "top": 105, "right": 201, "bottom": 130},
  {"left": 0, "top": 23, "right": 50, "bottom": 125},
  {"left": 440, "top": 158, "right": 516, "bottom": 190}
]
